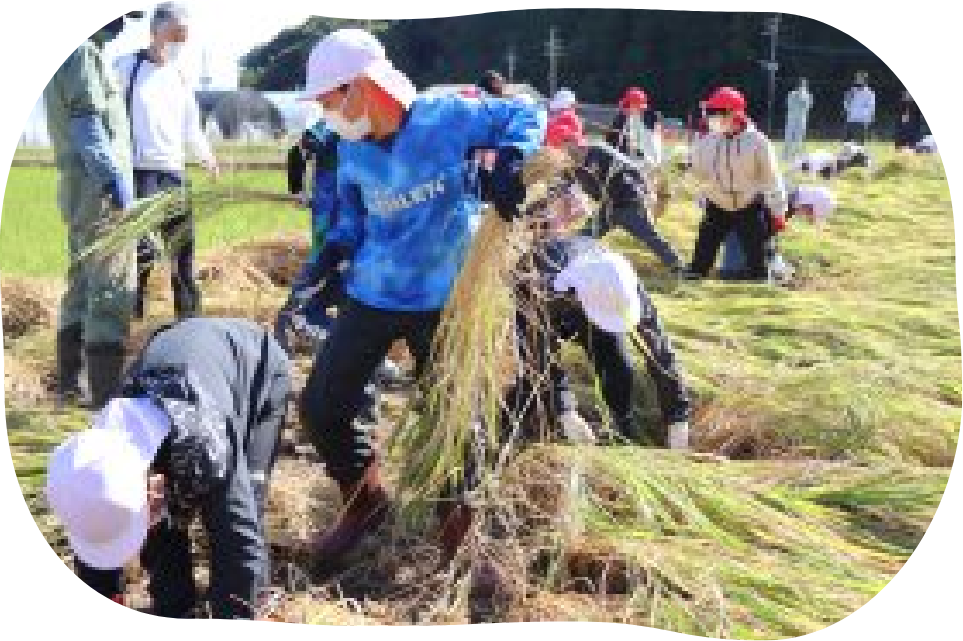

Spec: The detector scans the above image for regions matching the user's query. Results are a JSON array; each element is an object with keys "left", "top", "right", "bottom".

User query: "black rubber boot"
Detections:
[
  {"left": 85, "top": 342, "right": 127, "bottom": 410},
  {"left": 55, "top": 325, "right": 84, "bottom": 408}
]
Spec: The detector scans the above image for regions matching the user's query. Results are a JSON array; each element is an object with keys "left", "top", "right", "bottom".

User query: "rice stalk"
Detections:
[{"left": 388, "top": 148, "right": 579, "bottom": 510}]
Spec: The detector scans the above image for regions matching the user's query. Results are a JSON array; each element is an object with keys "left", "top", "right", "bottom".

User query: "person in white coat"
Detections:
[
  {"left": 843, "top": 72, "right": 875, "bottom": 145},
  {"left": 784, "top": 77, "right": 812, "bottom": 163},
  {"left": 115, "top": 2, "right": 219, "bottom": 320}
]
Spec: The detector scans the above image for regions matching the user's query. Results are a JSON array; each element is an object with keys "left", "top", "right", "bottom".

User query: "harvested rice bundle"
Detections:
[
  {"left": 389, "top": 147, "right": 581, "bottom": 509},
  {"left": 79, "top": 187, "right": 298, "bottom": 266}
]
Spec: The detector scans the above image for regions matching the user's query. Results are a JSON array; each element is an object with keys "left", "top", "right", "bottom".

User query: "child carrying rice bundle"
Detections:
[{"left": 293, "top": 29, "right": 545, "bottom": 570}]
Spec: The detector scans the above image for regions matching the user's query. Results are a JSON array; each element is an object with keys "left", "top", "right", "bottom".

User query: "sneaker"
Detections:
[{"left": 376, "top": 358, "right": 408, "bottom": 389}]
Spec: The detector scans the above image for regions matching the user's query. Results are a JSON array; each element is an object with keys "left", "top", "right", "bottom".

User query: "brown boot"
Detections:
[
  {"left": 435, "top": 501, "right": 475, "bottom": 565},
  {"left": 313, "top": 463, "right": 390, "bottom": 570}
]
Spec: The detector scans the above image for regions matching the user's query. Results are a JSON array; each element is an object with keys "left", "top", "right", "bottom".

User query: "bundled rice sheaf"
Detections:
[{"left": 389, "top": 148, "right": 578, "bottom": 508}]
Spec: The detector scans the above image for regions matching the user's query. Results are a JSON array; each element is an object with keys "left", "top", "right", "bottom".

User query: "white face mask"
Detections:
[
  {"left": 163, "top": 41, "right": 185, "bottom": 63},
  {"left": 325, "top": 84, "right": 371, "bottom": 141},
  {"left": 626, "top": 112, "right": 642, "bottom": 149},
  {"left": 707, "top": 116, "right": 729, "bottom": 134}
]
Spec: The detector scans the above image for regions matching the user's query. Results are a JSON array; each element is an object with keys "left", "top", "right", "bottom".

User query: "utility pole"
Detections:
[
  {"left": 762, "top": 13, "right": 781, "bottom": 135},
  {"left": 506, "top": 45, "right": 517, "bottom": 84},
  {"left": 545, "top": 26, "right": 564, "bottom": 97}
]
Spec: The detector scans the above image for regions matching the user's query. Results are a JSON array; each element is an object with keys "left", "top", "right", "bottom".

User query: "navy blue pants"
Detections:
[
  {"left": 133, "top": 170, "right": 200, "bottom": 319},
  {"left": 691, "top": 200, "right": 769, "bottom": 281}
]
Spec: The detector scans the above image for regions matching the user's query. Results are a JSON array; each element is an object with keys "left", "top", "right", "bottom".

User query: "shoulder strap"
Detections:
[
  {"left": 125, "top": 49, "right": 152, "bottom": 158},
  {"left": 125, "top": 49, "right": 152, "bottom": 118}
]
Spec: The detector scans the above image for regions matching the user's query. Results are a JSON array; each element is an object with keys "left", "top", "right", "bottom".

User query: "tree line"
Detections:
[{"left": 240, "top": 10, "right": 915, "bottom": 137}]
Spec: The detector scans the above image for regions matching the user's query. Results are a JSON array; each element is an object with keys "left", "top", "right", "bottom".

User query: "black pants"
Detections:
[
  {"left": 690, "top": 200, "right": 768, "bottom": 280},
  {"left": 133, "top": 170, "right": 200, "bottom": 319},
  {"left": 300, "top": 298, "right": 441, "bottom": 485},
  {"left": 843, "top": 121, "right": 869, "bottom": 145},
  {"left": 550, "top": 289, "right": 690, "bottom": 427},
  {"left": 76, "top": 364, "right": 289, "bottom": 617}
]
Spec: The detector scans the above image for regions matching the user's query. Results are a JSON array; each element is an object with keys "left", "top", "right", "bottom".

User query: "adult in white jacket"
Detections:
[
  {"left": 115, "top": 3, "right": 218, "bottom": 320},
  {"left": 784, "top": 77, "right": 812, "bottom": 163},
  {"left": 843, "top": 73, "right": 875, "bottom": 145}
]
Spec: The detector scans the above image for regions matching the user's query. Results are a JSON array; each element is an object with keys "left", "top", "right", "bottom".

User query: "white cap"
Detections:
[
  {"left": 553, "top": 249, "right": 641, "bottom": 334},
  {"left": 550, "top": 88, "right": 577, "bottom": 111},
  {"left": 793, "top": 184, "right": 835, "bottom": 222},
  {"left": 46, "top": 398, "right": 171, "bottom": 570},
  {"left": 300, "top": 29, "right": 416, "bottom": 108}
]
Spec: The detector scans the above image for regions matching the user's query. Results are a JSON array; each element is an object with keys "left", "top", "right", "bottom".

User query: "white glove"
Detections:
[
  {"left": 560, "top": 410, "right": 596, "bottom": 444},
  {"left": 668, "top": 421, "right": 690, "bottom": 450}
]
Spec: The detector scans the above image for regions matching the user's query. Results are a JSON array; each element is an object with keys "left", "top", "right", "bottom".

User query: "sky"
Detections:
[{"left": 104, "top": 6, "right": 315, "bottom": 90}]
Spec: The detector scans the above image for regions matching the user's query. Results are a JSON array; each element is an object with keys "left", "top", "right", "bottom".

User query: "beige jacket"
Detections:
[{"left": 691, "top": 124, "right": 787, "bottom": 214}]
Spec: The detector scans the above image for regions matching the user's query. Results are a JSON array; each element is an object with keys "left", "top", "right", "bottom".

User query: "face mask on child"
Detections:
[{"left": 706, "top": 116, "right": 729, "bottom": 134}]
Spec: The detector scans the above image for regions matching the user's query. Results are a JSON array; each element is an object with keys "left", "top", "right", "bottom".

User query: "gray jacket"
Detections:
[{"left": 121, "top": 318, "right": 291, "bottom": 618}]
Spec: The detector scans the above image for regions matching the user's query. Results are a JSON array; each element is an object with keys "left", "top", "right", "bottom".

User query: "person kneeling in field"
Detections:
[
  {"left": 794, "top": 142, "right": 871, "bottom": 179},
  {"left": 685, "top": 87, "right": 787, "bottom": 281},
  {"left": 46, "top": 318, "right": 291, "bottom": 619},
  {"left": 719, "top": 184, "right": 836, "bottom": 281}
]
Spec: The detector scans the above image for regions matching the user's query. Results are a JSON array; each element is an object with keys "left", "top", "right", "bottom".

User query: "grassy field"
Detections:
[
  {"left": 0, "top": 167, "right": 307, "bottom": 277},
  {"left": 1, "top": 142, "right": 959, "bottom": 635}
]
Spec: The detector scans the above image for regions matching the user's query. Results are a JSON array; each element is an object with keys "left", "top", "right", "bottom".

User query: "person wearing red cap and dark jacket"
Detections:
[
  {"left": 685, "top": 87, "right": 787, "bottom": 281},
  {"left": 606, "top": 87, "right": 663, "bottom": 168}
]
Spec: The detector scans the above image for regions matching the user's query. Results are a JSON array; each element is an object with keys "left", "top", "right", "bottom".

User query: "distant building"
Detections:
[{"left": 195, "top": 90, "right": 287, "bottom": 140}]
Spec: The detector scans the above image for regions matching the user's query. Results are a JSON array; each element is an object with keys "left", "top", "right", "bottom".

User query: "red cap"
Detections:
[
  {"left": 619, "top": 87, "right": 649, "bottom": 110},
  {"left": 704, "top": 87, "right": 747, "bottom": 112},
  {"left": 545, "top": 112, "right": 585, "bottom": 148}
]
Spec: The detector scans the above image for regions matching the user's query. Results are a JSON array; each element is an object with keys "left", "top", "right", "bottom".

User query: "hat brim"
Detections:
[
  {"left": 67, "top": 499, "right": 150, "bottom": 571},
  {"left": 583, "top": 302, "right": 641, "bottom": 335},
  {"left": 300, "top": 59, "right": 416, "bottom": 109}
]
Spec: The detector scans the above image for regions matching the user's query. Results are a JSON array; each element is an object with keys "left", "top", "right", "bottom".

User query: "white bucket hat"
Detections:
[
  {"left": 46, "top": 398, "right": 171, "bottom": 570},
  {"left": 553, "top": 249, "right": 641, "bottom": 334},
  {"left": 300, "top": 28, "right": 416, "bottom": 108},
  {"left": 550, "top": 88, "right": 577, "bottom": 111},
  {"left": 792, "top": 184, "right": 835, "bottom": 222}
]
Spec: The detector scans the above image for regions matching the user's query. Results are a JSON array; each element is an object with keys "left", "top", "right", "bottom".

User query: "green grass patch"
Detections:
[{"left": 1, "top": 167, "right": 308, "bottom": 277}]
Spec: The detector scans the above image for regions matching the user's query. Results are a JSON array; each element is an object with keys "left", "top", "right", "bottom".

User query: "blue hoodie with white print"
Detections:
[{"left": 326, "top": 94, "right": 546, "bottom": 311}]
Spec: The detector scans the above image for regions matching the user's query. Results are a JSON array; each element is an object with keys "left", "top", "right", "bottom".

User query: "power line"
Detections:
[
  {"left": 544, "top": 26, "right": 566, "bottom": 96},
  {"left": 761, "top": 13, "right": 780, "bottom": 135}
]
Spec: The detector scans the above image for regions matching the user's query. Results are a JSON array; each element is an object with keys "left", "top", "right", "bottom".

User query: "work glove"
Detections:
[
  {"left": 489, "top": 146, "right": 527, "bottom": 222},
  {"left": 287, "top": 144, "right": 307, "bottom": 194},
  {"left": 667, "top": 421, "right": 690, "bottom": 450},
  {"left": 137, "top": 236, "right": 159, "bottom": 264}
]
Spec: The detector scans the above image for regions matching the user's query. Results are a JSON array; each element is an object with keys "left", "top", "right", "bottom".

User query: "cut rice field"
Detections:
[{"left": 1, "top": 142, "right": 959, "bottom": 637}]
